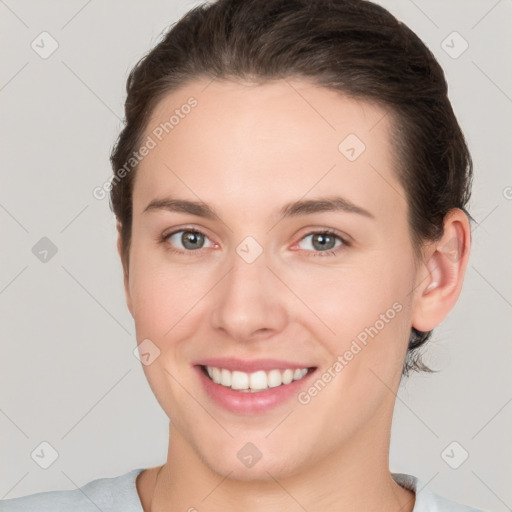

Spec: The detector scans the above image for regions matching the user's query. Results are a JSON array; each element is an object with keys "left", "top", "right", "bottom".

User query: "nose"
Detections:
[{"left": 210, "top": 246, "right": 289, "bottom": 343}]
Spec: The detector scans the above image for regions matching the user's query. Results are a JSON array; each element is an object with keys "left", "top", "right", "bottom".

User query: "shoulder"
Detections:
[
  {"left": 0, "top": 468, "right": 145, "bottom": 512},
  {"left": 392, "top": 473, "right": 487, "bottom": 512}
]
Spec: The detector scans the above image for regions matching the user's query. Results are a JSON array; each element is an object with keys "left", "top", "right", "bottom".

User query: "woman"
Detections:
[{"left": 1, "top": 0, "right": 486, "bottom": 510}]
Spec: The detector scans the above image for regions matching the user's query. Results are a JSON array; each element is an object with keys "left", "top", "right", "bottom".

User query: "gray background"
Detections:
[{"left": 1, "top": 0, "right": 511, "bottom": 509}]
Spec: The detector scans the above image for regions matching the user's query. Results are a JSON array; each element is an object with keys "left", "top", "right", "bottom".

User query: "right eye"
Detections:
[{"left": 161, "top": 229, "right": 216, "bottom": 254}]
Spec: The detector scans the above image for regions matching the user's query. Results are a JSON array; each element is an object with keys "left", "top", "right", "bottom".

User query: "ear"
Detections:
[
  {"left": 411, "top": 208, "right": 471, "bottom": 332},
  {"left": 116, "top": 220, "right": 133, "bottom": 317}
]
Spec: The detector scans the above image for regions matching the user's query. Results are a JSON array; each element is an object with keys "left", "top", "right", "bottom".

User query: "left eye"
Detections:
[{"left": 297, "top": 231, "right": 344, "bottom": 254}]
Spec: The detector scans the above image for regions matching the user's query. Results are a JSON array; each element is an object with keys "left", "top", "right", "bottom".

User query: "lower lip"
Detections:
[{"left": 195, "top": 366, "right": 316, "bottom": 415}]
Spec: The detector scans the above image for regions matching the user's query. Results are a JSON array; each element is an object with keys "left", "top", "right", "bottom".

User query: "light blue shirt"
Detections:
[{"left": 0, "top": 469, "right": 486, "bottom": 511}]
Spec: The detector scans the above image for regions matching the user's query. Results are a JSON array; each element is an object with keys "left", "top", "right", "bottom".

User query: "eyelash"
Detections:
[{"left": 159, "top": 227, "right": 349, "bottom": 258}]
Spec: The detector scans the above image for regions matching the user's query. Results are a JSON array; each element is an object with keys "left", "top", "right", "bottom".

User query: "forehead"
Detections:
[
  {"left": 133, "top": 77, "right": 405, "bottom": 221},
  {"left": 147, "top": 77, "right": 391, "bottom": 151}
]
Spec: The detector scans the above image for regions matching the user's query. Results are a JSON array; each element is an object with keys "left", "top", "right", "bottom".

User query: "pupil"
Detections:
[
  {"left": 314, "top": 233, "right": 334, "bottom": 251},
  {"left": 183, "top": 231, "right": 203, "bottom": 250}
]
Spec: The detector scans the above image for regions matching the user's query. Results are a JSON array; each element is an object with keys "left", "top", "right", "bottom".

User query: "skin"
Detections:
[{"left": 116, "top": 77, "right": 471, "bottom": 511}]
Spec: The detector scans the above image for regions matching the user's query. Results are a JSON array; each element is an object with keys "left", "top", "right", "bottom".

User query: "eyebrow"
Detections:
[{"left": 143, "top": 195, "right": 374, "bottom": 220}]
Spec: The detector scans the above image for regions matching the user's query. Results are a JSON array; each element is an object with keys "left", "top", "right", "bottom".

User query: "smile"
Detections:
[
  {"left": 194, "top": 358, "right": 317, "bottom": 414},
  {"left": 202, "top": 365, "right": 310, "bottom": 392}
]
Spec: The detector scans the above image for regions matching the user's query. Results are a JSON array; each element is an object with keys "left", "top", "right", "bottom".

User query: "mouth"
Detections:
[
  {"left": 200, "top": 365, "right": 314, "bottom": 392},
  {"left": 193, "top": 358, "right": 317, "bottom": 414}
]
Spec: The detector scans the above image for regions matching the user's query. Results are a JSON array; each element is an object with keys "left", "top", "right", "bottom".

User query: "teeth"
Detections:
[
  {"left": 212, "top": 367, "right": 221, "bottom": 384},
  {"left": 249, "top": 370, "right": 268, "bottom": 391},
  {"left": 220, "top": 368, "right": 231, "bottom": 387},
  {"left": 231, "top": 370, "right": 249, "bottom": 390},
  {"left": 267, "top": 369, "right": 282, "bottom": 388},
  {"left": 282, "top": 369, "right": 294, "bottom": 385},
  {"left": 204, "top": 366, "right": 309, "bottom": 392}
]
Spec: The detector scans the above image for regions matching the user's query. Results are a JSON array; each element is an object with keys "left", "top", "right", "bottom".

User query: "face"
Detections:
[{"left": 123, "top": 77, "right": 420, "bottom": 480}]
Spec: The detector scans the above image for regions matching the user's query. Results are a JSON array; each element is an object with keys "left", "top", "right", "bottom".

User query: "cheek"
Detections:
[
  {"left": 295, "top": 300, "right": 411, "bottom": 445},
  {"left": 296, "top": 254, "right": 412, "bottom": 334},
  {"left": 128, "top": 243, "right": 209, "bottom": 334},
  {"left": 296, "top": 255, "right": 415, "bottom": 388}
]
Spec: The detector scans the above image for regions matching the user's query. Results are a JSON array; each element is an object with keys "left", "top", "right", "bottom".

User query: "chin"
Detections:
[
  {"left": 208, "top": 452, "right": 300, "bottom": 482},
  {"left": 193, "top": 435, "right": 308, "bottom": 482}
]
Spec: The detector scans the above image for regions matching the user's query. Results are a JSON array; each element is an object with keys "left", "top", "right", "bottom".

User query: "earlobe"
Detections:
[{"left": 412, "top": 209, "right": 471, "bottom": 332}]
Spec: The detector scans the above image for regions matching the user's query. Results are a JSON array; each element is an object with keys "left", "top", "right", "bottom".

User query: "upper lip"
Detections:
[{"left": 194, "top": 357, "right": 316, "bottom": 373}]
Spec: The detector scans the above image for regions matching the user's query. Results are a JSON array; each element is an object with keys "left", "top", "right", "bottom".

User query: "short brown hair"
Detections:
[{"left": 110, "top": 0, "right": 473, "bottom": 376}]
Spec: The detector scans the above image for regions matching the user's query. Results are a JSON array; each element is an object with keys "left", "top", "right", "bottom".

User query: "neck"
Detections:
[{"left": 149, "top": 420, "right": 415, "bottom": 512}]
